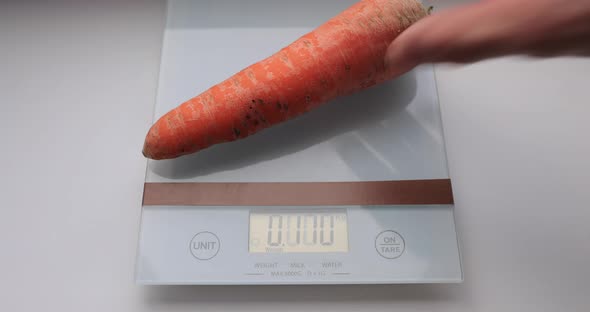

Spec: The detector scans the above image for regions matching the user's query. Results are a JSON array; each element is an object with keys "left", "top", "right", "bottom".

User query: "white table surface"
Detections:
[{"left": 1, "top": 0, "right": 588, "bottom": 311}]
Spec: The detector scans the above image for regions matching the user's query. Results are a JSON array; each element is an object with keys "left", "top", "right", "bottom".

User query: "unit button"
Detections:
[
  {"left": 375, "top": 230, "right": 405, "bottom": 259},
  {"left": 189, "top": 231, "right": 220, "bottom": 260}
]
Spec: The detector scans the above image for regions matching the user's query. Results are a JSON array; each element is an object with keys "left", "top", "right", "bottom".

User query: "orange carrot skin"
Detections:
[{"left": 143, "top": 0, "right": 427, "bottom": 160}]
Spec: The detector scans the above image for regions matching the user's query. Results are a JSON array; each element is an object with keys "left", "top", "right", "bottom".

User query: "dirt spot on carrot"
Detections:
[
  {"left": 344, "top": 64, "right": 351, "bottom": 72},
  {"left": 233, "top": 128, "right": 241, "bottom": 137},
  {"left": 275, "top": 101, "right": 289, "bottom": 112}
]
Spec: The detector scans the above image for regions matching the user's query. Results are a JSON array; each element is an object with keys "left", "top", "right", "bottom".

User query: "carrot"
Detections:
[{"left": 143, "top": 0, "right": 427, "bottom": 160}]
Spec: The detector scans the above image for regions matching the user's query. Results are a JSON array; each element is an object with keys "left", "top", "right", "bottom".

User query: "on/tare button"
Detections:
[
  {"left": 375, "top": 230, "right": 405, "bottom": 259},
  {"left": 190, "top": 231, "right": 220, "bottom": 260}
]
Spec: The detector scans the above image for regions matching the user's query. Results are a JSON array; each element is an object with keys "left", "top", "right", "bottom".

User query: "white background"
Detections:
[{"left": 1, "top": 0, "right": 589, "bottom": 311}]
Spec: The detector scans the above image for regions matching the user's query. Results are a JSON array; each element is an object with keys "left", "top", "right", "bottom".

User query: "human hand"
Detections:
[{"left": 385, "top": 0, "right": 590, "bottom": 76}]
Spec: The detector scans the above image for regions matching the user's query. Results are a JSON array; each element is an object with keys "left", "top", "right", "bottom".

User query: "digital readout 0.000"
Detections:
[{"left": 249, "top": 210, "right": 348, "bottom": 253}]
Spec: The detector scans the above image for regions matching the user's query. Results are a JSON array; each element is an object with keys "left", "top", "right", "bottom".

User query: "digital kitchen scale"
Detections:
[{"left": 135, "top": 0, "right": 462, "bottom": 285}]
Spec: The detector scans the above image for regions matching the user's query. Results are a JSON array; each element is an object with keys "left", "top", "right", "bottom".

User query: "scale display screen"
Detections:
[{"left": 249, "top": 210, "right": 348, "bottom": 253}]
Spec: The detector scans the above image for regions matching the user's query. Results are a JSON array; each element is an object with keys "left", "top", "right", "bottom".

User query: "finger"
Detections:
[
  {"left": 385, "top": 0, "right": 528, "bottom": 73},
  {"left": 526, "top": 33, "right": 590, "bottom": 57},
  {"left": 387, "top": 0, "right": 590, "bottom": 72}
]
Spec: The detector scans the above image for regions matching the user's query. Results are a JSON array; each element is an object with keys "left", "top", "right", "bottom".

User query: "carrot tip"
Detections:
[{"left": 142, "top": 138, "right": 155, "bottom": 159}]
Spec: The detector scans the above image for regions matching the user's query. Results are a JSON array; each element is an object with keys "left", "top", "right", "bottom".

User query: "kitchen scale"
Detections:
[{"left": 135, "top": 0, "right": 462, "bottom": 285}]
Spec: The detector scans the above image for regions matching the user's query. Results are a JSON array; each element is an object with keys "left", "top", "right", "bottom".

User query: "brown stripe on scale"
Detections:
[{"left": 142, "top": 179, "right": 453, "bottom": 206}]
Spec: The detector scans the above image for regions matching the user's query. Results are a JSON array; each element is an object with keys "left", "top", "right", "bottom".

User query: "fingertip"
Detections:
[
  {"left": 384, "top": 16, "right": 435, "bottom": 76},
  {"left": 384, "top": 43, "right": 415, "bottom": 78}
]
